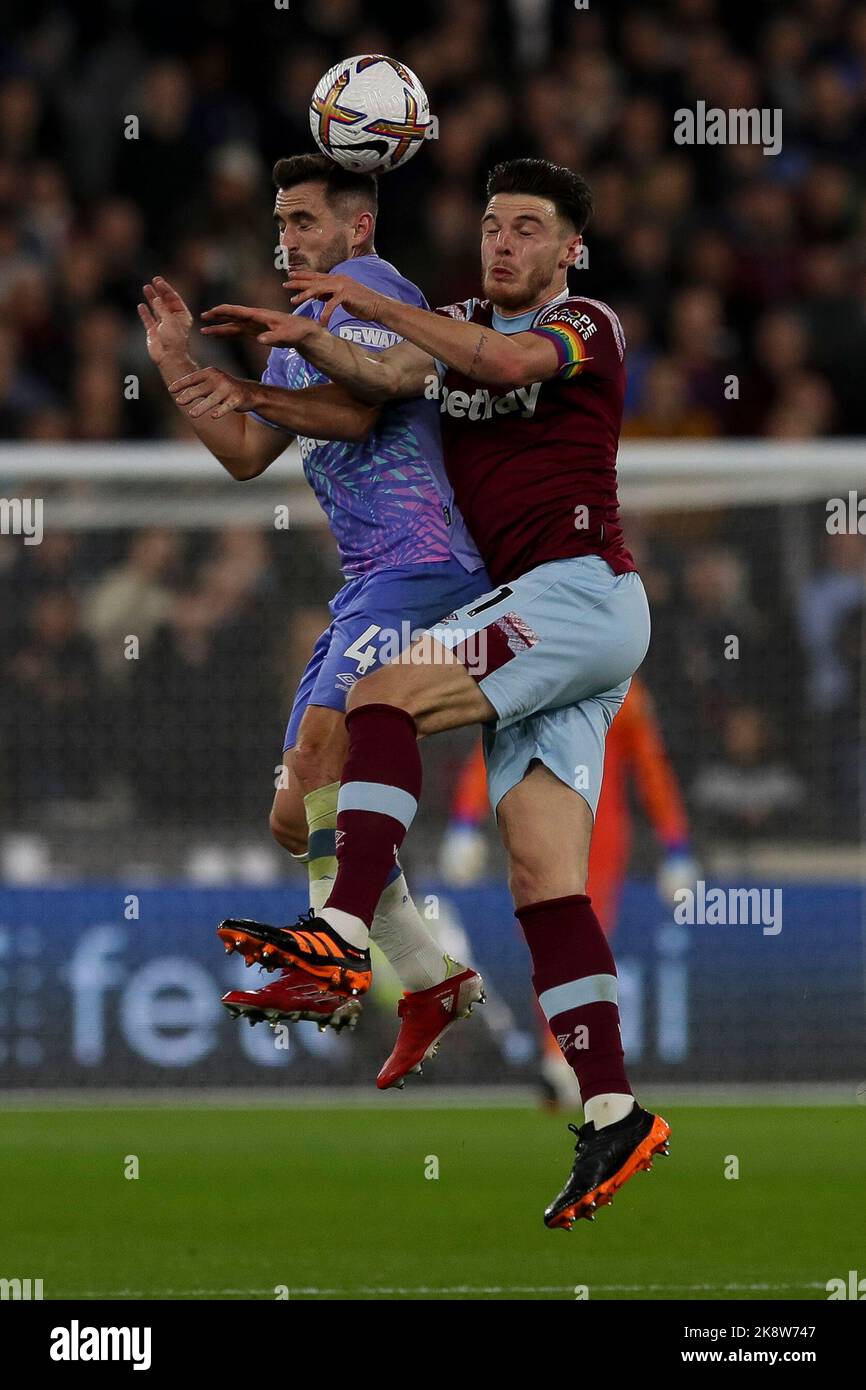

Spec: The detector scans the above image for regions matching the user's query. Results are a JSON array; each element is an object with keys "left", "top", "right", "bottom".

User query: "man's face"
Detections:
[
  {"left": 480, "top": 193, "right": 580, "bottom": 311},
  {"left": 274, "top": 181, "right": 352, "bottom": 274}
]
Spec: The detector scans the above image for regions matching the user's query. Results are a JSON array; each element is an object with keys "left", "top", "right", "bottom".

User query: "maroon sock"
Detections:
[
  {"left": 325, "top": 703, "right": 421, "bottom": 928},
  {"left": 516, "top": 894, "right": 631, "bottom": 1104}
]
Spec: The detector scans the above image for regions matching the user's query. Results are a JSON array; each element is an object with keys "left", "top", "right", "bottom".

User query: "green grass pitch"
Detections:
[{"left": 0, "top": 1104, "right": 861, "bottom": 1300}]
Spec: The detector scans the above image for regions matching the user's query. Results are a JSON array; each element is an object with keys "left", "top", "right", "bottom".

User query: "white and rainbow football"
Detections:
[{"left": 309, "top": 54, "right": 430, "bottom": 174}]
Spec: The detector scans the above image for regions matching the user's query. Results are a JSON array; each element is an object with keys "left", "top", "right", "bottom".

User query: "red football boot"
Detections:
[
  {"left": 377, "top": 958, "right": 485, "bottom": 1089},
  {"left": 221, "top": 966, "right": 362, "bottom": 1033}
]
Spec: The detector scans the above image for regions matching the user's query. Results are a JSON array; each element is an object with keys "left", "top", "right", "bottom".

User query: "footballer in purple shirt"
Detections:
[
  {"left": 157, "top": 152, "right": 489, "bottom": 1057},
  {"left": 254, "top": 250, "right": 479, "bottom": 581},
  {"left": 252, "top": 245, "right": 488, "bottom": 751}
]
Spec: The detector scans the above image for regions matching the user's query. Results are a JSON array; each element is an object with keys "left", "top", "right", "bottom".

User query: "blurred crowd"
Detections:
[
  {"left": 0, "top": 516, "right": 341, "bottom": 828},
  {"left": 0, "top": 0, "right": 864, "bottom": 862},
  {"left": 0, "top": 0, "right": 865, "bottom": 439}
]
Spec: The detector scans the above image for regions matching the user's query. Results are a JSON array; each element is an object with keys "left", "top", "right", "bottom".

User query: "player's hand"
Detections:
[
  {"left": 200, "top": 304, "right": 313, "bottom": 347},
  {"left": 284, "top": 271, "right": 384, "bottom": 327},
  {"left": 437, "top": 823, "right": 489, "bottom": 886},
  {"left": 138, "top": 276, "right": 194, "bottom": 364},
  {"left": 168, "top": 366, "right": 258, "bottom": 420}
]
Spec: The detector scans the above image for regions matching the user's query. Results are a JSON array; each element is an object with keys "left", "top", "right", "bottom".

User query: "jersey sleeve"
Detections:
[
  {"left": 249, "top": 348, "right": 295, "bottom": 433},
  {"left": 526, "top": 297, "right": 626, "bottom": 380},
  {"left": 261, "top": 348, "right": 287, "bottom": 389},
  {"left": 324, "top": 260, "right": 424, "bottom": 353},
  {"left": 430, "top": 300, "right": 478, "bottom": 378},
  {"left": 433, "top": 299, "right": 477, "bottom": 321}
]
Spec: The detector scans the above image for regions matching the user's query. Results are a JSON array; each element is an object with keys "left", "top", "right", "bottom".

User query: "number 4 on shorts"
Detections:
[{"left": 344, "top": 623, "right": 381, "bottom": 674}]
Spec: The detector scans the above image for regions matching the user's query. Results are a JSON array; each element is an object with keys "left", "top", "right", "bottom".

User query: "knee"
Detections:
[
  {"left": 292, "top": 732, "right": 337, "bottom": 794},
  {"left": 507, "top": 849, "right": 586, "bottom": 912},
  {"left": 346, "top": 663, "right": 410, "bottom": 715},
  {"left": 507, "top": 856, "right": 547, "bottom": 911},
  {"left": 269, "top": 806, "right": 308, "bottom": 858}
]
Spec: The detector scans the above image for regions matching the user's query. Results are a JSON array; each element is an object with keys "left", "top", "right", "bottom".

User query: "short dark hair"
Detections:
[
  {"left": 485, "top": 158, "right": 593, "bottom": 234},
  {"left": 272, "top": 153, "right": 378, "bottom": 216}
]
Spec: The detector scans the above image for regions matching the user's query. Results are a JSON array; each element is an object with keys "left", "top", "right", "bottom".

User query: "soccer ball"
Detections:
[{"left": 309, "top": 54, "right": 430, "bottom": 174}]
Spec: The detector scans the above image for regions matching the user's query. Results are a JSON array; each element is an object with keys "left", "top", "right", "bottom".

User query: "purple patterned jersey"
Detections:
[{"left": 252, "top": 254, "right": 482, "bottom": 579}]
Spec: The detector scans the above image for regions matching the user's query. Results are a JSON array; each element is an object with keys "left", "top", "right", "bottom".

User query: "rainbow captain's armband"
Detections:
[{"left": 528, "top": 322, "right": 594, "bottom": 379}]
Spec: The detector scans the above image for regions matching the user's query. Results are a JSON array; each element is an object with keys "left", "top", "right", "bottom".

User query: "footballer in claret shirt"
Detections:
[{"left": 218, "top": 158, "right": 672, "bottom": 1231}]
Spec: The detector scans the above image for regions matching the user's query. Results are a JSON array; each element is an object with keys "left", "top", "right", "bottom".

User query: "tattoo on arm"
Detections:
[{"left": 468, "top": 330, "right": 489, "bottom": 379}]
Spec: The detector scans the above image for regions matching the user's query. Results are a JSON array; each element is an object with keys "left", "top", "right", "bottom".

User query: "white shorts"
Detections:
[{"left": 429, "top": 555, "right": 651, "bottom": 814}]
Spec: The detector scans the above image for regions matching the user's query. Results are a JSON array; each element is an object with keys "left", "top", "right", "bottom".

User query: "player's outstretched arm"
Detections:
[
  {"left": 168, "top": 369, "right": 379, "bottom": 443},
  {"left": 285, "top": 271, "right": 562, "bottom": 388},
  {"left": 139, "top": 277, "right": 286, "bottom": 481},
  {"left": 201, "top": 303, "right": 434, "bottom": 404}
]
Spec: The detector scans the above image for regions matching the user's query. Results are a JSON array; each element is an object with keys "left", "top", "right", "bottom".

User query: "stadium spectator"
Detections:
[
  {"left": 622, "top": 357, "right": 718, "bottom": 438},
  {"left": 2, "top": 588, "right": 102, "bottom": 807},
  {"left": 691, "top": 704, "right": 806, "bottom": 841},
  {"left": 82, "top": 529, "right": 181, "bottom": 687},
  {"left": 674, "top": 546, "right": 785, "bottom": 762},
  {"left": 796, "top": 530, "right": 866, "bottom": 716},
  {"left": 127, "top": 587, "right": 240, "bottom": 820}
]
